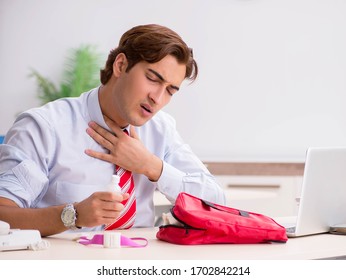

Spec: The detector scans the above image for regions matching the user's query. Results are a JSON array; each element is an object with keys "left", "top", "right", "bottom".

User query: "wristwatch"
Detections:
[{"left": 61, "top": 203, "right": 80, "bottom": 230}]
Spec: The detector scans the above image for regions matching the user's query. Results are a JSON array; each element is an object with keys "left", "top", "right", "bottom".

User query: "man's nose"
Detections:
[{"left": 149, "top": 86, "right": 165, "bottom": 104}]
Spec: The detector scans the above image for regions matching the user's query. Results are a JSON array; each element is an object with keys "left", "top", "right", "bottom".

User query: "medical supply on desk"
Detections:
[
  {"left": 78, "top": 232, "right": 148, "bottom": 248},
  {"left": 0, "top": 220, "right": 50, "bottom": 251},
  {"left": 157, "top": 192, "right": 288, "bottom": 245},
  {"left": 103, "top": 231, "right": 121, "bottom": 248}
]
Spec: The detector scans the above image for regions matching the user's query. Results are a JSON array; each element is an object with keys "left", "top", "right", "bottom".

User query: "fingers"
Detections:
[
  {"left": 97, "top": 192, "right": 131, "bottom": 220},
  {"left": 84, "top": 148, "right": 112, "bottom": 161},
  {"left": 103, "top": 200, "right": 125, "bottom": 212},
  {"left": 85, "top": 120, "right": 143, "bottom": 172},
  {"left": 75, "top": 192, "right": 131, "bottom": 227},
  {"left": 87, "top": 120, "right": 130, "bottom": 147},
  {"left": 103, "top": 116, "right": 138, "bottom": 140},
  {"left": 96, "top": 191, "right": 129, "bottom": 202},
  {"left": 103, "top": 116, "right": 127, "bottom": 137},
  {"left": 85, "top": 122, "right": 122, "bottom": 164},
  {"left": 86, "top": 122, "right": 115, "bottom": 150}
]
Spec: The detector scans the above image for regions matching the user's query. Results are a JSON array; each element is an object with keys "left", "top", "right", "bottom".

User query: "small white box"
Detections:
[{"left": 103, "top": 231, "right": 121, "bottom": 248}]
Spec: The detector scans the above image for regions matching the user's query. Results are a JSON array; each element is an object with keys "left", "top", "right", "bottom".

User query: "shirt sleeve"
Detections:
[
  {"left": 158, "top": 161, "right": 226, "bottom": 205},
  {"left": 0, "top": 111, "right": 52, "bottom": 207}
]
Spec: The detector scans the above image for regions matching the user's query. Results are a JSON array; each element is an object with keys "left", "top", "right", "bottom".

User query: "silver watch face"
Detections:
[{"left": 61, "top": 205, "right": 76, "bottom": 227}]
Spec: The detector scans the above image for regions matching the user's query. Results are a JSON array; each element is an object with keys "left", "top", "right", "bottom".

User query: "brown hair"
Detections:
[{"left": 100, "top": 24, "right": 198, "bottom": 85}]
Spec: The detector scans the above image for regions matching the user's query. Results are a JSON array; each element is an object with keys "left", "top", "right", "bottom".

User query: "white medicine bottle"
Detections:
[{"left": 106, "top": 175, "right": 121, "bottom": 193}]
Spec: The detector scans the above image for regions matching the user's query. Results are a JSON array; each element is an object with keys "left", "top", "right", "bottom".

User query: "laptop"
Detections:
[{"left": 277, "top": 147, "right": 346, "bottom": 237}]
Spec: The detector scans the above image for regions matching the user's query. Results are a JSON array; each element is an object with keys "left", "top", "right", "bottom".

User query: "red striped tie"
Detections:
[{"left": 105, "top": 131, "right": 136, "bottom": 230}]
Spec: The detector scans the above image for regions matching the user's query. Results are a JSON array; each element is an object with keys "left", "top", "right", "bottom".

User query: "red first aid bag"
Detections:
[{"left": 156, "top": 192, "right": 287, "bottom": 245}]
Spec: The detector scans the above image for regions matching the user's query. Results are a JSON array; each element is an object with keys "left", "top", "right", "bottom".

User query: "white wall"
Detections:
[{"left": 1, "top": 0, "right": 346, "bottom": 162}]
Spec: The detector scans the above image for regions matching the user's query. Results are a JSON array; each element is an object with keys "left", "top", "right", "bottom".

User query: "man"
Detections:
[{"left": 0, "top": 24, "right": 225, "bottom": 236}]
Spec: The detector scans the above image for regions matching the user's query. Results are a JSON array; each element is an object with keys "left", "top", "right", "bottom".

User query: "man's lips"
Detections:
[{"left": 140, "top": 104, "right": 153, "bottom": 114}]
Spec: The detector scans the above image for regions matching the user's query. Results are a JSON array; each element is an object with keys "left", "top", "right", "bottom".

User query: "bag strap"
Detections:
[{"left": 202, "top": 200, "right": 250, "bottom": 217}]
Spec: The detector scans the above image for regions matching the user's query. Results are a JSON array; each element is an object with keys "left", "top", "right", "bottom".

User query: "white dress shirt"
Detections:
[{"left": 0, "top": 87, "right": 226, "bottom": 231}]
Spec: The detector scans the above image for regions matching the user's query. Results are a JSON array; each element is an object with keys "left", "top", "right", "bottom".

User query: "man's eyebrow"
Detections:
[{"left": 148, "top": 69, "right": 180, "bottom": 91}]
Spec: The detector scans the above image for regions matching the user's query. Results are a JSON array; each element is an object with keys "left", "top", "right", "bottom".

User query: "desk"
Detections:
[{"left": 1, "top": 227, "right": 346, "bottom": 260}]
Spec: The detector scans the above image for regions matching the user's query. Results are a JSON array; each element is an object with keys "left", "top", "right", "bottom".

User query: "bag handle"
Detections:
[{"left": 202, "top": 200, "right": 250, "bottom": 217}]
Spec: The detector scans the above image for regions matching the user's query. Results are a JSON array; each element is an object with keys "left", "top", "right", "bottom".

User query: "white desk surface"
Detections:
[{"left": 1, "top": 227, "right": 346, "bottom": 260}]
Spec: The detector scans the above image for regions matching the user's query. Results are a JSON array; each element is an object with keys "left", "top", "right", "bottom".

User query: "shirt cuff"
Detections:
[{"left": 156, "top": 162, "right": 185, "bottom": 203}]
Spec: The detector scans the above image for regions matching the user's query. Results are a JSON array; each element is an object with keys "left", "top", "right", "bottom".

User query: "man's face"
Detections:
[{"left": 111, "top": 55, "right": 186, "bottom": 127}]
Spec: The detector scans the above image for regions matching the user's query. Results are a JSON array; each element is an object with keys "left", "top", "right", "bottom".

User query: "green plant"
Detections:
[{"left": 30, "top": 44, "right": 103, "bottom": 104}]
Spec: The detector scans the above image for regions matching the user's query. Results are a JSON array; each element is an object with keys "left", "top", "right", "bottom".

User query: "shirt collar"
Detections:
[{"left": 87, "top": 86, "right": 108, "bottom": 129}]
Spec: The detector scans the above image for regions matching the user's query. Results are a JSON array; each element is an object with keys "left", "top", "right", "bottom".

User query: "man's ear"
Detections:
[{"left": 113, "top": 53, "right": 128, "bottom": 77}]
